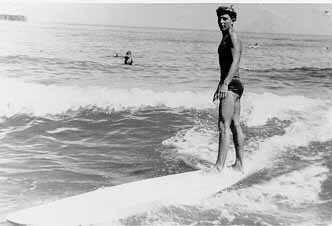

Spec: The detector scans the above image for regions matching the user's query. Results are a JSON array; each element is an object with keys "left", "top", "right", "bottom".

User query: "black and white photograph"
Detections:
[{"left": 1, "top": 0, "right": 332, "bottom": 225}]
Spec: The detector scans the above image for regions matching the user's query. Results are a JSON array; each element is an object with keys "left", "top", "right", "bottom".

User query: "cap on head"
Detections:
[{"left": 216, "top": 5, "right": 237, "bottom": 21}]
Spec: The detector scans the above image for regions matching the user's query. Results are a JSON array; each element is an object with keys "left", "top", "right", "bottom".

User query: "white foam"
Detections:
[
  {"left": 0, "top": 77, "right": 214, "bottom": 117},
  {"left": 47, "top": 127, "right": 82, "bottom": 134},
  {"left": 242, "top": 92, "right": 324, "bottom": 127},
  {"left": 255, "top": 165, "right": 328, "bottom": 206},
  {"left": 327, "top": 107, "right": 332, "bottom": 127},
  {"left": 162, "top": 125, "right": 219, "bottom": 168},
  {"left": 199, "top": 165, "right": 329, "bottom": 223}
]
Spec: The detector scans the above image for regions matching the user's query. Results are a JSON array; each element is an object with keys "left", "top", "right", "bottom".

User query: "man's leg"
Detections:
[
  {"left": 230, "top": 96, "right": 244, "bottom": 172},
  {"left": 215, "top": 93, "right": 237, "bottom": 171}
]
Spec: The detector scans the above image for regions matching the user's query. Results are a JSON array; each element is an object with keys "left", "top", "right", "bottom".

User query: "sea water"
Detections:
[{"left": 0, "top": 21, "right": 332, "bottom": 226}]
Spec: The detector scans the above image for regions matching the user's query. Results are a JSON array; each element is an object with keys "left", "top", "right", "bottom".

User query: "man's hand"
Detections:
[
  {"left": 220, "top": 84, "right": 228, "bottom": 99},
  {"left": 213, "top": 84, "right": 228, "bottom": 102}
]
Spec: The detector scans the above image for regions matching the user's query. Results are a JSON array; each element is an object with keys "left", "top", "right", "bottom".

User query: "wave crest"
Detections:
[{"left": 0, "top": 77, "right": 213, "bottom": 117}]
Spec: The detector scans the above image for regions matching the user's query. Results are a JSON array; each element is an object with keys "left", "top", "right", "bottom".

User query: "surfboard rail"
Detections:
[{"left": 6, "top": 168, "right": 245, "bottom": 226}]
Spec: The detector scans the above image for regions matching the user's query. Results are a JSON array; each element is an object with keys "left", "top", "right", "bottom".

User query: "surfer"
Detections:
[{"left": 213, "top": 6, "right": 245, "bottom": 172}]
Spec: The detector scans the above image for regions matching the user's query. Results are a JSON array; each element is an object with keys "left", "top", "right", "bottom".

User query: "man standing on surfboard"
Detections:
[{"left": 213, "top": 6, "right": 245, "bottom": 172}]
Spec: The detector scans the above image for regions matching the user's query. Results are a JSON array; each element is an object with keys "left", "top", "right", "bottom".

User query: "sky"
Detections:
[{"left": 1, "top": 1, "right": 332, "bottom": 35}]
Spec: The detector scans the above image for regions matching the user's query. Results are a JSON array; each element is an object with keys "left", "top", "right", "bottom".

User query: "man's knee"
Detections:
[
  {"left": 218, "top": 121, "right": 231, "bottom": 134},
  {"left": 231, "top": 120, "right": 244, "bottom": 135},
  {"left": 232, "top": 120, "right": 241, "bottom": 130}
]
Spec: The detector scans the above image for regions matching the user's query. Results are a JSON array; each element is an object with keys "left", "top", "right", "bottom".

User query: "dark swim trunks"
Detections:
[{"left": 228, "top": 78, "right": 244, "bottom": 98}]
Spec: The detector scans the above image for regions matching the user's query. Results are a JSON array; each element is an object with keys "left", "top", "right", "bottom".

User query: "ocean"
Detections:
[{"left": 0, "top": 20, "right": 332, "bottom": 226}]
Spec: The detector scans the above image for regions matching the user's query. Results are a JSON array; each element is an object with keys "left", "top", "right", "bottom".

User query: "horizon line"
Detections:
[{"left": 20, "top": 20, "right": 332, "bottom": 37}]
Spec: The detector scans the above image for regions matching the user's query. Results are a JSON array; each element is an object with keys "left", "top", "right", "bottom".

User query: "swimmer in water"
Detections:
[
  {"left": 249, "top": 43, "right": 260, "bottom": 49},
  {"left": 213, "top": 5, "right": 245, "bottom": 173},
  {"left": 112, "top": 51, "right": 133, "bottom": 65},
  {"left": 123, "top": 51, "right": 133, "bottom": 65}
]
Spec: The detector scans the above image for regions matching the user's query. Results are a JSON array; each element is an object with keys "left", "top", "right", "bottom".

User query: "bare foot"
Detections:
[
  {"left": 213, "top": 164, "right": 225, "bottom": 173},
  {"left": 231, "top": 161, "right": 244, "bottom": 173}
]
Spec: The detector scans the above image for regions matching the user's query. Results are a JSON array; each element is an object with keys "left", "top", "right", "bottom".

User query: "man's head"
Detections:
[
  {"left": 216, "top": 6, "right": 237, "bottom": 31},
  {"left": 216, "top": 6, "right": 237, "bottom": 22}
]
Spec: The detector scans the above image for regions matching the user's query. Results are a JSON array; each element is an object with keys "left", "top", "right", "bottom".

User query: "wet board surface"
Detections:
[{"left": 7, "top": 168, "right": 245, "bottom": 226}]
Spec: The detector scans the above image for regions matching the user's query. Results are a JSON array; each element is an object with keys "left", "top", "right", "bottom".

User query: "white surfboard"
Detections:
[{"left": 6, "top": 168, "right": 246, "bottom": 226}]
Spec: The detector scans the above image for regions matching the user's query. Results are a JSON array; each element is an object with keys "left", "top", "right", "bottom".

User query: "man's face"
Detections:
[{"left": 218, "top": 14, "right": 233, "bottom": 31}]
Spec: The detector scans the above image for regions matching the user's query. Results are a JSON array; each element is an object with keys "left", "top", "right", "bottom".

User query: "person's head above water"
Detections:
[
  {"left": 124, "top": 50, "right": 133, "bottom": 65},
  {"left": 216, "top": 5, "right": 237, "bottom": 22}
]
